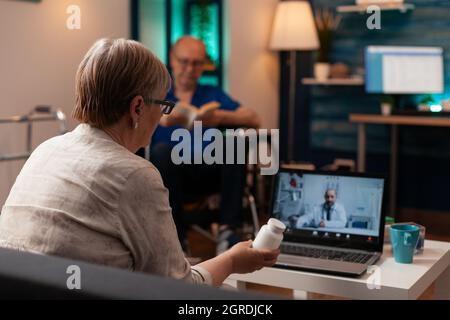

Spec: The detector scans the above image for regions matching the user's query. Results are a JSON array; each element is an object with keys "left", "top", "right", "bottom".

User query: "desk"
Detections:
[
  {"left": 226, "top": 240, "right": 450, "bottom": 300},
  {"left": 349, "top": 114, "right": 450, "bottom": 216}
]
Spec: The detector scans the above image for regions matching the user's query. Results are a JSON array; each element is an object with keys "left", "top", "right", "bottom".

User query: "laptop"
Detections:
[{"left": 271, "top": 168, "right": 386, "bottom": 277}]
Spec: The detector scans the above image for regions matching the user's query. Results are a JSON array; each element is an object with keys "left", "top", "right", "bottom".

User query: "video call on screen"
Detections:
[{"left": 273, "top": 173, "right": 384, "bottom": 239}]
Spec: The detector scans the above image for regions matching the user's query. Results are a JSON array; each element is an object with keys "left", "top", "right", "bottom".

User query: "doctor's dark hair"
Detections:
[
  {"left": 324, "top": 188, "right": 338, "bottom": 198},
  {"left": 73, "top": 38, "right": 171, "bottom": 129}
]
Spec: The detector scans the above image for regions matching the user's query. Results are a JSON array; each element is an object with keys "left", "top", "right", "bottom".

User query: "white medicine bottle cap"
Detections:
[{"left": 268, "top": 218, "right": 286, "bottom": 234}]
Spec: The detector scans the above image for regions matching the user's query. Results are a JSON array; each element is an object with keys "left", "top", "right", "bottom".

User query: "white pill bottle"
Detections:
[{"left": 252, "top": 218, "right": 286, "bottom": 250}]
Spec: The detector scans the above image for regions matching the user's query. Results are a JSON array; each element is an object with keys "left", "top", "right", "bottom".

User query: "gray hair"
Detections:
[{"left": 73, "top": 38, "right": 171, "bottom": 128}]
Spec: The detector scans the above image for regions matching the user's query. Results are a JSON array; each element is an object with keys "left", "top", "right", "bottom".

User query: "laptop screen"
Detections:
[{"left": 271, "top": 170, "right": 386, "bottom": 250}]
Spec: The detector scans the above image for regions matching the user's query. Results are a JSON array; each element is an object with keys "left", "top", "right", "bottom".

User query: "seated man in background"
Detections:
[
  {"left": 150, "top": 36, "right": 261, "bottom": 254},
  {"left": 290, "top": 189, "right": 347, "bottom": 229}
]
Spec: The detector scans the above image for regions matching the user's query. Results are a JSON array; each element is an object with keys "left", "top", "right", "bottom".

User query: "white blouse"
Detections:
[{"left": 0, "top": 124, "right": 212, "bottom": 285}]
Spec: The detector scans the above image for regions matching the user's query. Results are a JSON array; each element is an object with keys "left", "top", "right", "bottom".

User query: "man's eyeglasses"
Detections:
[
  {"left": 174, "top": 55, "right": 205, "bottom": 69},
  {"left": 147, "top": 99, "right": 176, "bottom": 115}
]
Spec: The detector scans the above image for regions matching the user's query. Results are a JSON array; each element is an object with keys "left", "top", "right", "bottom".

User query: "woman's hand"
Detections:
[
  {"left": 225, "top": 240, "right": 280, "bottom": 274},
  {"left": 196, "top": 240, "right": 280, "bottom": 286}
]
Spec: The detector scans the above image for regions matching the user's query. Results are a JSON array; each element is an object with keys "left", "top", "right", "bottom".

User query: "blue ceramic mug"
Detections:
[{"left": 390, "top": 224, "right": 420, "bottom": 264}]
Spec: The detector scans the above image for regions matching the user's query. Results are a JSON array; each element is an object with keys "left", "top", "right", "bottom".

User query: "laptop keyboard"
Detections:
[{"left": 281, "top": 244, "right": 373, "bottom": 264}]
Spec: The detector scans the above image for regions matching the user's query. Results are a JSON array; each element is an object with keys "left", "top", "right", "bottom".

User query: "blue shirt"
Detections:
[{"left": 151, "top": 85, "right": 241, "bottom": 147}]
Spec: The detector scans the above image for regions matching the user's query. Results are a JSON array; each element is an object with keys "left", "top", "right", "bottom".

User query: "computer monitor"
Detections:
[
  {"left": 272, "top": 170, "right": 385, "bottom": 247},
  {"left": 365, "top": 46, "right": 444, "bottom": 94}
]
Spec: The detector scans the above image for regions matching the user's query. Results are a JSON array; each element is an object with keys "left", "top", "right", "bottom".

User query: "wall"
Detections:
[
  {"left": 0, "top": 0, "right": 130, "bottom": 205},
  {"left": 301, "top": 0, "right": 450, "bottom": 211},
  {"left": 310, "top": 0, "right": 450, "bottom": 156},
  {"left": 226, "top": 0, "right": 280, "bottom": 130},
  {"left": 139, "top": 0, "right": 167, "bottom": 63},
  {"left": 0, "top": 0, "right": 280, "bottom": 205},
  {"left": 138, "top": 0, "right": 280, "bottom": 130}
]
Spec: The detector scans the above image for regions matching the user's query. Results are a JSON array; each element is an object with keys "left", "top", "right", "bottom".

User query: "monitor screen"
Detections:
[
  {"left": 365, "top": 46, "right": 444, "bottom": 94},
  {"left": 272, "top": 171, "right": 385, "bottom": 245}
]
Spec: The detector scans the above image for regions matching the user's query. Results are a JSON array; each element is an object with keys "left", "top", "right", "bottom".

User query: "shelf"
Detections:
[
  {"left": 337, "top": 3, "right": 414, "bottom": 13},
  {"left": 302, "top": 77, "right": 365, "bottom": 86}
]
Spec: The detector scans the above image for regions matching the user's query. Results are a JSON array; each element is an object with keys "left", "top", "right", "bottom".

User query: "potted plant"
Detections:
[
  {"left": 380, "top": 95, "right": 395, "bottom": 115},
  {"left": 314, "top": 8, "right": 341, "bottom": 81},
  {"left": 418, "top": 94, "right": 435, "bottom": 111}
]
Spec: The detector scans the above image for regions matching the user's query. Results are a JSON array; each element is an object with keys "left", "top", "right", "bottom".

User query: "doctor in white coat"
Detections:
[{"left": 296, "top": 189, "right": 347, "bottom": 229}]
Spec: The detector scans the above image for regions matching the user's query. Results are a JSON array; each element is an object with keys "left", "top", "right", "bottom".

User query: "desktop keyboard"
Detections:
[{"left": 281, "top": 244, "right": 373, "bottom": 264}]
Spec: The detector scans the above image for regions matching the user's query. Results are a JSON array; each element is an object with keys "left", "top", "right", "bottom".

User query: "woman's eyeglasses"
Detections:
[{"left": 147, "top": 99, "right": 176, "bottom": 115}]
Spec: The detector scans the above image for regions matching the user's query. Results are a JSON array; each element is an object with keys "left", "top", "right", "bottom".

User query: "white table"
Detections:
[{"left": 226, "top": 240, "right": 450, "bottom": 300}]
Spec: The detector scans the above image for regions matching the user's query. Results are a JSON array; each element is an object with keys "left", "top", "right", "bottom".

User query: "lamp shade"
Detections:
[{"left": 270, "top": 1, "right": 320, "bottom": 51}]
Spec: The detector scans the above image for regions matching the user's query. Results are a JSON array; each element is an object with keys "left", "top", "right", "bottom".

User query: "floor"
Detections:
[{"left": 186, "top": 209, "right": 450, "bottom": 300}]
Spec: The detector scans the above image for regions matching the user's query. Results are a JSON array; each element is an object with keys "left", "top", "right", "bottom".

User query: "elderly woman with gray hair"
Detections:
[{"left": 0, "top": 39, "right": 279, "bottom": 287}]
